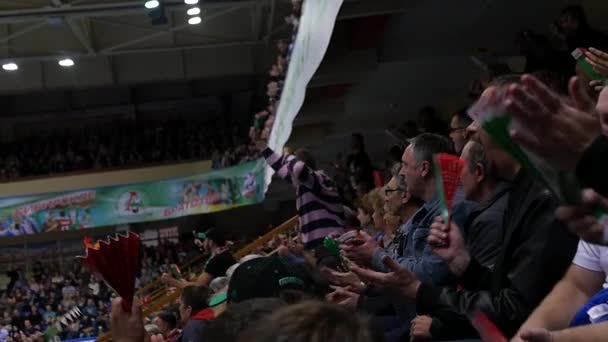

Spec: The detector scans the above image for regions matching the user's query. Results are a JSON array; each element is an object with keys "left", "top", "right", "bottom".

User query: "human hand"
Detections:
[
  {"left": 590, "top": 80, "right": 606, "bottom": 93},
  {"left": 514, "top": 328, "right": 556, "bottom": 342},
  {"left": 598, "top": 85, "right": 608, "bottom": 136},
  {"left": 340, "top": 231, "right": 379, "bottom": 266},
  {"left": 325, "top": 286, "right": 360, "bottom": 310},
  {"left": 505, "top": 75, "right": 600, "bottom": 171},
  {"left": 410, "top": 315, "right": 433, "bottom": 341},
  {"left": 585, "top": 47, "right": 608, "bottom": 77},
  {"left": 319, "top": 267, "right": 365, "bottom": 293},
  {"left": 556, "top": 189, "right": 608, "bottom": 245},
  {"left": 428, "top": 216, "right": 470, "bottom": 277},
  {"left": 111, "top": 297, "right": 145, "bottom": 342},
  {"left": 350, "top": 256, "right": 420, "bottom": 301}
]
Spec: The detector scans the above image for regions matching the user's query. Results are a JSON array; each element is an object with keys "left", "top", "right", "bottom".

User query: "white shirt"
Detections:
[{"left": 572, "top": 240, "right": 608, "bottom": 288}]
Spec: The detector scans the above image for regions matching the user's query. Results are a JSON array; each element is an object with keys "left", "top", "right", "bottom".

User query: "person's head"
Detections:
[
  {"left": 238, "top": 301, "right": 384, "bottom": 342},
  {"left": 355, "top": 193, "right": 374, "bottom": 228},
  {"left": 86, "top": 299, "right": 94, "bottom": 307},
  {"left": 179, "top": 286, "right": 210, "bottom": 325},
  {"left": 45, "top": 305, "right": 51, "bottom": 312},
  {"left": 449, "top": 108, "right": 473, "bottom": 155},
  {"left": 24, "top": 320, "right": 31, "bottom": 329},
  {"left": 294, "top": 149, "right": 316, "bottom": 170},
  {"left": 460, "top": 140, "right": 499, "bottom": 202},
  {"left": 466, "top": 75, "right": 522, "bottom": 180},
  {"left": 558, "top": 5, "right": 587, "bottom": 35},
  {"left": 227, "top": 255, "right": 317, "bottom": 305},
  {"left": 365, "top": 188, "right": 384, "bottom": 231},
  {"left": 154, "top": 311, "right": 177, "bottom": 335},
  {"left": 351, "top": 133, "right": 365, "bottom": 152},
  {"left": 204, "top": 298, "right": 286, "bottom": 342},
  {"left": 400, "top": 133, "right": 453, "bottom": 200},
  {"left": 203, "top": 228, "right": 227, "bottom": 252}
]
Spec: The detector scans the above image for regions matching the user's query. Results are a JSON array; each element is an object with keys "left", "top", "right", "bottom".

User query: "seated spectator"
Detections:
[
  {"left": 239, "top": 301, "right": 384, "bottom": 342},
  {"left": 153, "top": 311, "right": 180, "bottom": 342},
  {"left": 448, "top": 108, "right": 473, "bottom": 155},
  {"left": 347, "top": 133, "right": 375, "bottom": 196},
  {"left": 179, "top": 286, "right": 213, "bottom": 341}
]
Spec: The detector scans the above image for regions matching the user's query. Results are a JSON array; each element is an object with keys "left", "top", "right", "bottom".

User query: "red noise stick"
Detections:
[
  {"left": 470, "top": 311, "right": 508, "bottom": 342},
  {"left": 433, "top": 153, "right": 465, "bottom": 245},
  {"left": 80, "top": 232, "right": 140, "bottom": 312}
]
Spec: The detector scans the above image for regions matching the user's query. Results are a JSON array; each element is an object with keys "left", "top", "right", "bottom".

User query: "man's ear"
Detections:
[
  {"left": 420, "top": 161, "right": 430, "bottom": 178},
  {"left": 401, "top": 191, "right": 411, "bottom": 205}
]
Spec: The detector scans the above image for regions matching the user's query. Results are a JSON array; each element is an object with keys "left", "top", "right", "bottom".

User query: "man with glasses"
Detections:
[
  {"left": 343, "top": 133, "right": 472, "bottom": 286},
  {"left": 448, "top": 108, "right": 473, "bottom": 155}
]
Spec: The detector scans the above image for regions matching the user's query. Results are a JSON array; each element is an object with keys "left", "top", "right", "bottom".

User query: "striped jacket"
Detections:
[{"left": 263, "top": 148, "right": 345, "bottom": 249}]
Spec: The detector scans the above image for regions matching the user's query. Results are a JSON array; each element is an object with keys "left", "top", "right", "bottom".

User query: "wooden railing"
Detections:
[{"left": 96, "top": 216, "right": 298, "bottom": 341}]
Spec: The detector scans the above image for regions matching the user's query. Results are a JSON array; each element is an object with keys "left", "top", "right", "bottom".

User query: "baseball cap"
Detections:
[{"left": 227, "top": 255, "right": 314, "bottom": 304}]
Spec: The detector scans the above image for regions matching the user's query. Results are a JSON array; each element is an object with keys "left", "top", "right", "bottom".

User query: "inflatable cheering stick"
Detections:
[
  {"left": 433, "top": 153, "right": 465, "bottom": 224},
  {"left": 80, "top": 232, "right": 140, "bottom": 312}
]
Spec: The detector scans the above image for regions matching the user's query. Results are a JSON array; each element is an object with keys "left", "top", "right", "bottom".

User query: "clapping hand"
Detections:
[
  {"left": 428, "top": 216, "right": 470, "bottom": 277},
  {"left": 326, "top": 286, "right": 360, "bottom": 310},
  {"left": 585, "top": 47, "right": 608, "bottom": 78},
  {"left": 505, "top": 75, "right": 600, "bottom": 171},
  {"left": 340, "top": 231, "right": 379, "bottom": 267},
  {"left": 556, "top": 189, "right": 608, "bottom": 245},
  {"left": 350, "top": 256, "right": 420, "bottom": 301}
]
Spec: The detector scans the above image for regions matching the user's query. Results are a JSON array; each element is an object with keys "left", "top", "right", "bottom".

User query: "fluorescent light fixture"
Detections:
[
  {"left": 187, "top": 7, "right": 200, "bottom": 16},
  {"left": 145, "top": 0, "right": 159, "bottom": 9},
  {"left": 2, "top": 63, "right": 18, "bottom": 71},
  {"left": 58, "top": 58, "right": 75, "bottom": 67},
  {"left": 184, "top": 0, "right": 198, "bottom": 5},
  {"left": 188, "top": 16, "right": 202, "bottom": 25}
]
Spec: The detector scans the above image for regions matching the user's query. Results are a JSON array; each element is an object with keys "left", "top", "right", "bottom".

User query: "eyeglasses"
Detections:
[
  {"left": 385, "top": 188, "right": 404, "bottom": 196},
  {"left": 449, "top": 127, "right": 466, "bottom": 133}
]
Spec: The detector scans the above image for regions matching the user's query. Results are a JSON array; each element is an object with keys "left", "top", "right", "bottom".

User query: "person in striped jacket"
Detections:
[{"left": 259, "top": 142, "right": 345, "bottom": 250}]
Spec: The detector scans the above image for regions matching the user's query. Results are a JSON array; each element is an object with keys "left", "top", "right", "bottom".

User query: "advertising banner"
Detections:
[{"left": 0, "top": 160, "right": 265, "bottom": 237}]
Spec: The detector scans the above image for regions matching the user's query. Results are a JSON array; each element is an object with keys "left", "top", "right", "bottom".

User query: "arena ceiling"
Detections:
[{"left": 0, "top": 0, "right": 405, "bottom": 94}]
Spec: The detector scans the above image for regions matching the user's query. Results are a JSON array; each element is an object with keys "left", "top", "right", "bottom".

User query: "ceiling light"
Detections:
[
  {"left": 2, "top": 63, "right": 18, "bottom": 71},
  {"left": 186, "top": 7, "right": 200, "bottom": 16},
  {"left": 188, "top": 16, "right": 202, "bottom": 25},
  {"left": 144, "top": 0, "right": 159, "bottom": 9},
  {"left": 184, "top": 0, "right": 198, "bottom": 5},
  {"left": 58, "top": 58, "right": 74, "bottom": 67}
]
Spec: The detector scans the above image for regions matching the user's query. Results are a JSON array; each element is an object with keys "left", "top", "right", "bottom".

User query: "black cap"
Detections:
[
  {"left": 205, "top": 228, "right": 226, "bottom": 247},
  {"left": 227, "top": 255, "right": 313, "bottom": 304}
]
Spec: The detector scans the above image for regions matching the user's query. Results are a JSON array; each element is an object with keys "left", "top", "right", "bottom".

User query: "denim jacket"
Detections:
[{"left": 372, "top": 196, "right": 473, "bottom": 286}]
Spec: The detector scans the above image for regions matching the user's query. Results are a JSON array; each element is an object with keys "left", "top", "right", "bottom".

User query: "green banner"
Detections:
[{"left": 0, "top": 160, "right": 266, "bottom": 237}]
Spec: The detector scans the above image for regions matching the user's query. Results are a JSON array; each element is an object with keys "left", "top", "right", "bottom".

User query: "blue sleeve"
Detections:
[{"left": 396, "top": 237, "right": 456, "bottom": 286}]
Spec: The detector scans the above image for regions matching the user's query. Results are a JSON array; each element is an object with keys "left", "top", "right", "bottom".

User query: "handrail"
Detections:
[{"left": 233, "top": 216, "right": 298, "bottom": 260}]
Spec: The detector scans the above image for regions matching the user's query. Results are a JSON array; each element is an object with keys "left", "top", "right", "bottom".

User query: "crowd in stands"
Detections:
[
  {"left": 0, "top": 120, "right": 246, "bottom": 180},
  {"left": 4, "top": 2, "right": 608, "bottom": 342},
  {"left": 100, "top": 4, "right": 608, "bottom": 342},
  {"left": 0, "top": 239, "right": 190, "bottom": 341}
]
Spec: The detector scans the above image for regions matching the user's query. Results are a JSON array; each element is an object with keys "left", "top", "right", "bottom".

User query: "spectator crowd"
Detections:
[
  {"left": 104, "top": 3, "right": 608, "bottom": 342},
  {"left": 0, "top": 240, "right": 191, "bottom": 341},
  {"left": 4, "top": 2, "right": 608, "bottom": 342},
  {"left": 0, "top": 119, "right": 250, "bottom": 180}
]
